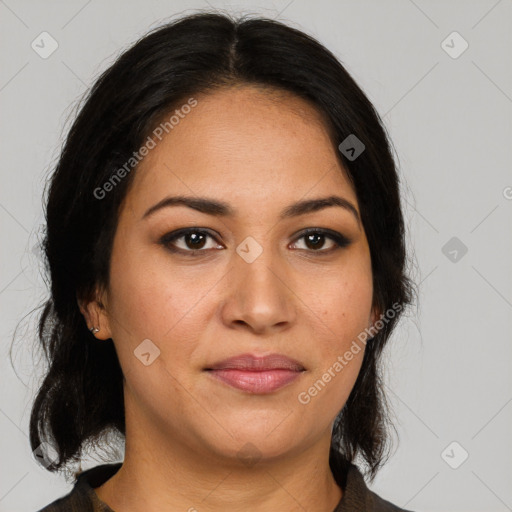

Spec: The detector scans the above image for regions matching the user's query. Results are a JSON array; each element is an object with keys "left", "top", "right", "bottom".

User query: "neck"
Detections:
[{"left": 95, "top": 396, "right": 343, "bottom": 512}]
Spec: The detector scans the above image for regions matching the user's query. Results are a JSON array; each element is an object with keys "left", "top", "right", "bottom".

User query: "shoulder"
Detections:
[
  {"left": 36, "top": 486, "right": 92, "bottom": 512},
  {"left": 333, "top": 461, "right": 415, "bottom": 512},
  {"left": 36, "top": 463, "right": 121, "bottom": 512},
  {"left": 366, "top": 488, "right": 415, "bottom": 512}
]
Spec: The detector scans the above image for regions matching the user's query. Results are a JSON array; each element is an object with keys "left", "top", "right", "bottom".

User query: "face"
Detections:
[{"left": 87, "top": 85, "right": 378, "bottom": 464}]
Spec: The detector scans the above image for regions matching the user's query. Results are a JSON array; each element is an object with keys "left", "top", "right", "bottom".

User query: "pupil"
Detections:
[
  {"left": 307, "top": 233, "right": 323, "bottom": 249},
  {"left": 188, "top": 233, "right": 205, "bottom": 249}
]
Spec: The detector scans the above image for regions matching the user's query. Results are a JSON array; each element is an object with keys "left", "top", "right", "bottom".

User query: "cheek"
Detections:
[
  {"left": 107, "top": 235, "right": 186, "bottom": 336},
  {"left": 108, "top": 268, "right": 172, "bottom": 337},
  {"left": 105, "top": 254, "right": 202, "bottom": 406},
  {"left": 298, "top": 288, "right": 369, "bottom": 419},
  {"left": 106, "top": 244, "right": 217, "bottom": 376},
  {"left": 297, "top": 261, "right": 372, "bottom": 402},
  {"left": 331, "top": 281, "right": 373, "bottom": 345},
  {"left": 311, "top": 262, "right": 373, "bottom": 346}
]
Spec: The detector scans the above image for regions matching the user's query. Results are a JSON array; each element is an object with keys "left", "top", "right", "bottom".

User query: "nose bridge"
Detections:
[
  {"left": 234, "top": 232, "right": 286, "bottom": 285},
  {"left": 223, "top": 234, "right": 295, "bottom": 332}
]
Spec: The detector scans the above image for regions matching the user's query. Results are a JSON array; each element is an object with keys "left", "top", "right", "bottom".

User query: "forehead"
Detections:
[{"left": 123, "top": 85, "right": 357, "bottom": 216}]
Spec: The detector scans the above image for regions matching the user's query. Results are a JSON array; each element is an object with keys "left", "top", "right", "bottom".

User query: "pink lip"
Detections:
[{"left": 205, "top": 353, "right": 305, "bottom": 394}]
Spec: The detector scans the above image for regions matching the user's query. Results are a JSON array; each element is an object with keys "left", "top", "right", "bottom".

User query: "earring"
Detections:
[{"left": 89, "top": 326, "right": 100, "bottom": 334}]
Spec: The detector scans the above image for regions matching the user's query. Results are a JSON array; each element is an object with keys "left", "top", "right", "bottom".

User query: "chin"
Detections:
[
  {"left": 195, "top": 414, "right": 305, "bottom": 463},
  {"left": 213, "top": 436, "right": 298, "bottom": 467}
]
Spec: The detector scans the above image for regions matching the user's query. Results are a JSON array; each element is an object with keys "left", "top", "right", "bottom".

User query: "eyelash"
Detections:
[{"left": 159, "top": 227, "right": 352, "bottom": 256}]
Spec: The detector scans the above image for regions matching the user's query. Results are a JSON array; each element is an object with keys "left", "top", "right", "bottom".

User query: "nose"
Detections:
[{"left": 220, "top": 247, "right": 296, "bottom": 335}]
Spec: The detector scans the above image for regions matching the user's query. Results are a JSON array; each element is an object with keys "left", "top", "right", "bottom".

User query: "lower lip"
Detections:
[{"left": 206, "top": 369, "right": 303, "bottom": 393}]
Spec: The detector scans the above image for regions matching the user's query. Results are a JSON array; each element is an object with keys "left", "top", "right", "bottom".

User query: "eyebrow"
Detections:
[{"left": 142, "top": 194, "right": 360, "bottom": 226}]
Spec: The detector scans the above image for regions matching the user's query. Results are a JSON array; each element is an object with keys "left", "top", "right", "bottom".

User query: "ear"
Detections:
[{"left": 76, "top": 287, "right": 113, "bottom": 340}]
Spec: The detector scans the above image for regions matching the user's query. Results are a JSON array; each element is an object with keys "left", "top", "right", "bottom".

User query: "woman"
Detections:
[{"left": 31, "top": 11, "right": 416, "bottom": 512}]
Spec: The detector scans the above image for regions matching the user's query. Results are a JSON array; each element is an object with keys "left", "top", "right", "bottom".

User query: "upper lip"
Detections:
[{"left": 205, "top": 353, "right": 305, "bottom": 371}]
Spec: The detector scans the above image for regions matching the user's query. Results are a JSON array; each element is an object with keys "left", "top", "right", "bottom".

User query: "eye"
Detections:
[
  {"left": 160, "top": 228, "right": 223, "bottom": 255},
  {"left": 160, "top": 227, "right": 352, "bottom": 256},
  {"left": 290, "top": 228, "right": 352, "bottom": 254}
]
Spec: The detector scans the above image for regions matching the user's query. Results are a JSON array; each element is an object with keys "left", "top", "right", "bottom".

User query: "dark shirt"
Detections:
[{"left": 37, "top": 462, "right": 414, "bottom": 511}]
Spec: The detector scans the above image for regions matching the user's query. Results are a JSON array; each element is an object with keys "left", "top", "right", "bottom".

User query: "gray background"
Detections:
[{"left": 1, "top": 0, "right": 511, "bottom": 511}]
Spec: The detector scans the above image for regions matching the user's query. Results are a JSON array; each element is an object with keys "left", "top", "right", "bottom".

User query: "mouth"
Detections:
[{"left": 204, "top": 353, "right": 305, "bottom": 394}]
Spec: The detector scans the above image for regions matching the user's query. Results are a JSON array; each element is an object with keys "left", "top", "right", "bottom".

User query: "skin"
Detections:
[{"left": 80, "top": 84, "right": 380, "bottom": 512}]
